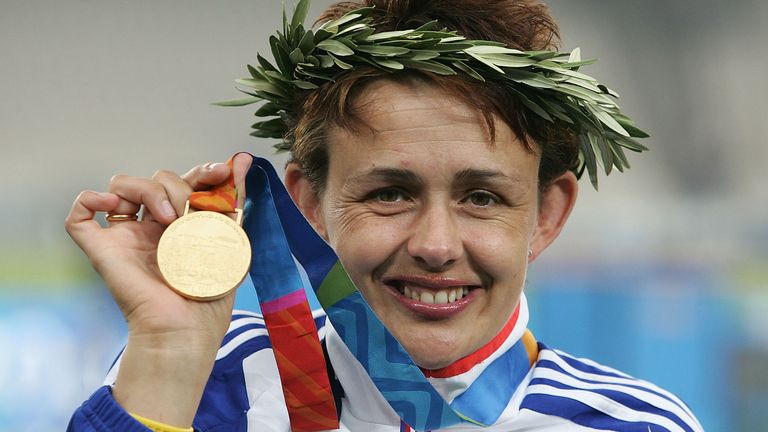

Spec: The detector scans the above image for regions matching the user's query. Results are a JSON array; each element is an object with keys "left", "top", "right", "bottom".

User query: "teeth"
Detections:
[
  {"left": 434, "top": 291, "right": 448, "bottom": 304},
  {"left": 421, "top": 291, "right": 435, "bottom": 304},
  {"left": 397, "top": 285, "right": 472, "bottom": 304}
]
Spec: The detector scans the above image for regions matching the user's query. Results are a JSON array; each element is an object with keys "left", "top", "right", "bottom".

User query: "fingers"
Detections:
[
  {"left": 97, "top": 157, "right": 252, "bottom": 227},
  {"left": 65, "top": 190, "right": 120, "bottom": 250},
  {"left": 108, "top": 175, "right": 179, "bottom": 225},
  {"left": 151, "top": 169, "right": 196, "bottom": 220},
  {"left": 103, "top": 178, "right": 142, "bottom": 218}
]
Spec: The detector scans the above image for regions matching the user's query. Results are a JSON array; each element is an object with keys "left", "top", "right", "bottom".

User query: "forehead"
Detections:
[
  {"left": 348, "top": 78, "right": 490, "bottom": 139},
  {"left": 324, "top": 78, "right": 539, "bottom": 183}
]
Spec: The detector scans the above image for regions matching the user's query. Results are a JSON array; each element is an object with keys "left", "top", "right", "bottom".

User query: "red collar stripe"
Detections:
[{"left": 421, "top": 303, "right": 521, "bottom": 378}]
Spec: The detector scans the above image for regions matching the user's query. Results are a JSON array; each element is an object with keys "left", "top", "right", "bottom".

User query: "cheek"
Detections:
[
  {"left": 325, "top": 207, "right": 411, "bottom": 278},
  {"left": 461, "top": 214, "right": 534, "bottom": 275}
]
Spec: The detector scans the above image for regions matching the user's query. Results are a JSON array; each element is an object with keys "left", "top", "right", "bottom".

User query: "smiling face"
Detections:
[{"left": 286, "top": 78, "right": 577, "bottom": 369}]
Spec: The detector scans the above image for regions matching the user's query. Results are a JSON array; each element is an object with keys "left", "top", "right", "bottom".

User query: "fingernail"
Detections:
[
  {"left": 209, "top": 163, "right": 224, "bottom": 170},
  {"left": 97, "top": 192, "right": 112, "bottom": 198},
  {"left": 161, "top": 200, "right": 176, "bottom": 218}
]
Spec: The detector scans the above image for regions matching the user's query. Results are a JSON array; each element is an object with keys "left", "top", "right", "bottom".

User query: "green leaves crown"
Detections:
[{"left": 216, "top": 0, "right": 649, "bottom": 189}]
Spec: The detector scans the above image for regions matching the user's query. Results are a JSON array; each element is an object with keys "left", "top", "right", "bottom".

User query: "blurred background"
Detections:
[{"left": 1, "top": 0, "right": 766, "bottom": 430}]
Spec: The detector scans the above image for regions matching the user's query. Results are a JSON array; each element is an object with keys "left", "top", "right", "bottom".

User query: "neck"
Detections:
[
  {"left": 420, "top": 294, "right": 534, "bottom": 402},
  {"left": 421, "top": 300, "right": 524, "bottom": 379}
]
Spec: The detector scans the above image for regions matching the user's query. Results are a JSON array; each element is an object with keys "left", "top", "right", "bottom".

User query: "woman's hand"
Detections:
[{"left": 65, "top": 153, "right": 253, "bottom": 427}]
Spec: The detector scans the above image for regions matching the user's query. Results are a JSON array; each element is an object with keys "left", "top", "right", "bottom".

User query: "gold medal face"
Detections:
[{"left": 157, "top": 210, "right": 251, "bottom": 300}]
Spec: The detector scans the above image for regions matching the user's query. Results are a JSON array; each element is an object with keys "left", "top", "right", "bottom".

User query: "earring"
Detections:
[{"left": 527, "top": 249, "right": 533, "bottom": 257}]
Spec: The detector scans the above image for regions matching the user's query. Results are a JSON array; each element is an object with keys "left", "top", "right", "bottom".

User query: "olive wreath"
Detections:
[{"left": 216, "top": 0, "right": 649, "bottom": 188}]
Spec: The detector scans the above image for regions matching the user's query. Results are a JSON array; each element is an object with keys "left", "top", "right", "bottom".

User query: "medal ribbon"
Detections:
[
  {"left": 241, "top": 156, "right": 539, "bottom": 431},
  {"left": 188, "top": 160, "right": 239, "bottom": 212},
  {"left": 189, "top": 157, "right": 338, "bottom": 431}
]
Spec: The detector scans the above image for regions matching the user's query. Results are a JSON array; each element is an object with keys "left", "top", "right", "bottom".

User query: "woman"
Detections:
[{"left": 66, "top": 0, "right": 702, "bottom": 431}]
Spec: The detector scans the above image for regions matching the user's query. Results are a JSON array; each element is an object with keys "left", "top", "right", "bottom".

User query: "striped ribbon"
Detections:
[{"left": 241, "top": 157, "right": 537, "bottom": 431}]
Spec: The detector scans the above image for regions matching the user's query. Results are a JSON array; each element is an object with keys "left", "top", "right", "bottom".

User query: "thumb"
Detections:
[
  {"left": 64, "top": 191, "right": 120, "bottom": 254},
  {"left": 181, "top": 162, "right": 231, "bottom": 191},
  {"left": 232, "top": 153, "right": 253, "bottom": 207}
]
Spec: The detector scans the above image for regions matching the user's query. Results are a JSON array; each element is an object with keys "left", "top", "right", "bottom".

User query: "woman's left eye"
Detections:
[{"left": 466, "top": 191, "right": 499, "bottom": 207}]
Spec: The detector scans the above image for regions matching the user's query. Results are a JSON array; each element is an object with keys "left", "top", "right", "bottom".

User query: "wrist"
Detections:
[
  {"left": 123, "top": 297, "right": 235, "bottom": 350},
  {"left": 127, "top": 327, "right": 224, "bottom": 354},
  {"left": 113, "top": 337, "right": 220, "bottom": 427}
]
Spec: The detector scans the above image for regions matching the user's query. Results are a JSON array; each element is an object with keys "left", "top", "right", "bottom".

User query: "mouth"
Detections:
[
  {"left": 383, "top": 276, "right": 482, "bottom": 319},
  {"left": 389, "top": 280, "right": 471, "bottom": 304}
]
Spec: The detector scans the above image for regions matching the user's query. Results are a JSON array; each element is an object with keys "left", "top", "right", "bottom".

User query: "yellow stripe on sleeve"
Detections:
[{"left": 129, "top": 412, "right": 194, "bottom": 432}]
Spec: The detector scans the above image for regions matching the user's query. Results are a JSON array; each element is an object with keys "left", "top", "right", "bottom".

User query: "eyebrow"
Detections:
[
  {"left": 453, "top": 168, "right": 524, "bottom": 186},
  {"left": 346, "top": 168, "right": 424, "bottom": 188},
  {"left": 346, "top": 167, "right": 527, "bottom": 191}
]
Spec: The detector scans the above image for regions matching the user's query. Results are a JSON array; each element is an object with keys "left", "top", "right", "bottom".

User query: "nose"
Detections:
[{"left": 407, "top": 204, "right": 463, "bottom": 270}]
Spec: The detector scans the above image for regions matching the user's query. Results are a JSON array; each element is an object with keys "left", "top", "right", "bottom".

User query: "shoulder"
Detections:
[
  {"left": 103, "top": 309, "right": 329, "bottom": 431},
  {"left": 519, "top": 343, "right": 703, "bottom": 432},
  {"left": 198, "top": 309, "right": 329, "bottom": 431},
  {"left": 213, "top": 308, "right": 328, "bottom": 371}
]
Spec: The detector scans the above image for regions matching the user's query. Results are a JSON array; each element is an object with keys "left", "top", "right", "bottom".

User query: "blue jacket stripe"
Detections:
[
  {"left": 530, "top": 377, "right": 694, "bottom": 432},
  {"left": 521, "top": 393, "right": 673, "bottom": 432},
  {"left": 536, "top": 359, "right": 693, "bottom": 419}
]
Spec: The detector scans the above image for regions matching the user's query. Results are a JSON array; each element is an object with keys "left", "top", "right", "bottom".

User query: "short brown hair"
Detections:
[{"left": 288, "top": 0, "right": 579, "bottom": 192}]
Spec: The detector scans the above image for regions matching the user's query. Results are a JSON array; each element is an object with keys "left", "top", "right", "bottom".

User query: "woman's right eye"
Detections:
[{"left": 372, "top": 189, "right": 405, "bottom": 203}]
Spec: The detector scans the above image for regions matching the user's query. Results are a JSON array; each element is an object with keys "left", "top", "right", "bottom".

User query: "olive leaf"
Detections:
[{"left": 211, "top": 96, "right": 261, "bottom": 107}]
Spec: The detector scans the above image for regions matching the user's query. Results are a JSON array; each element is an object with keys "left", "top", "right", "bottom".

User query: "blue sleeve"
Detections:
[{"left": 67, "top": 386, "right": 151, "bottom": 432}]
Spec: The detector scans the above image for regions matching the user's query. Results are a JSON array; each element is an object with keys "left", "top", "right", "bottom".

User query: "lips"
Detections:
[{"left": 383, "top": 276, "right": 481, "bottom": 319}]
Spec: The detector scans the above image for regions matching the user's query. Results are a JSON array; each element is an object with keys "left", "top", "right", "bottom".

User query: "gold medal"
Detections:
[{"left": 157, "top": 201, "right": 251, "bottom": 300}]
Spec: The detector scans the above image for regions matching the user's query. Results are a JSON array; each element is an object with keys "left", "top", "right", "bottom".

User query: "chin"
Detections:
[
  {"left": 394, "top": 324, "right": 469, "bottom": 370},
  {"left": 410, "top": 353, "right": 456, "bottom": 370}
]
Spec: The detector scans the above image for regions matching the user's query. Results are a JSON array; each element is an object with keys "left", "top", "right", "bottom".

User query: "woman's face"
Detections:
[{"left": 293, "top": 79, "right": 569, "bottom": 369}]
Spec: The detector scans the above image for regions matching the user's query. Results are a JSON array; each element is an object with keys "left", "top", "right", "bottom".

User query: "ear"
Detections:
[
  {"left": 529, "top": 171, "right": 578, "bottom": 262},
  {"left": 284, "top": 163, "right": 329, "bottom": 240}
]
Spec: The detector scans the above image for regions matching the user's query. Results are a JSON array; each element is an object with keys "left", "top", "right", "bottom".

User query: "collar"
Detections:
[{"left": 421, "top": 294, "right": 532, "bottom": 404}]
